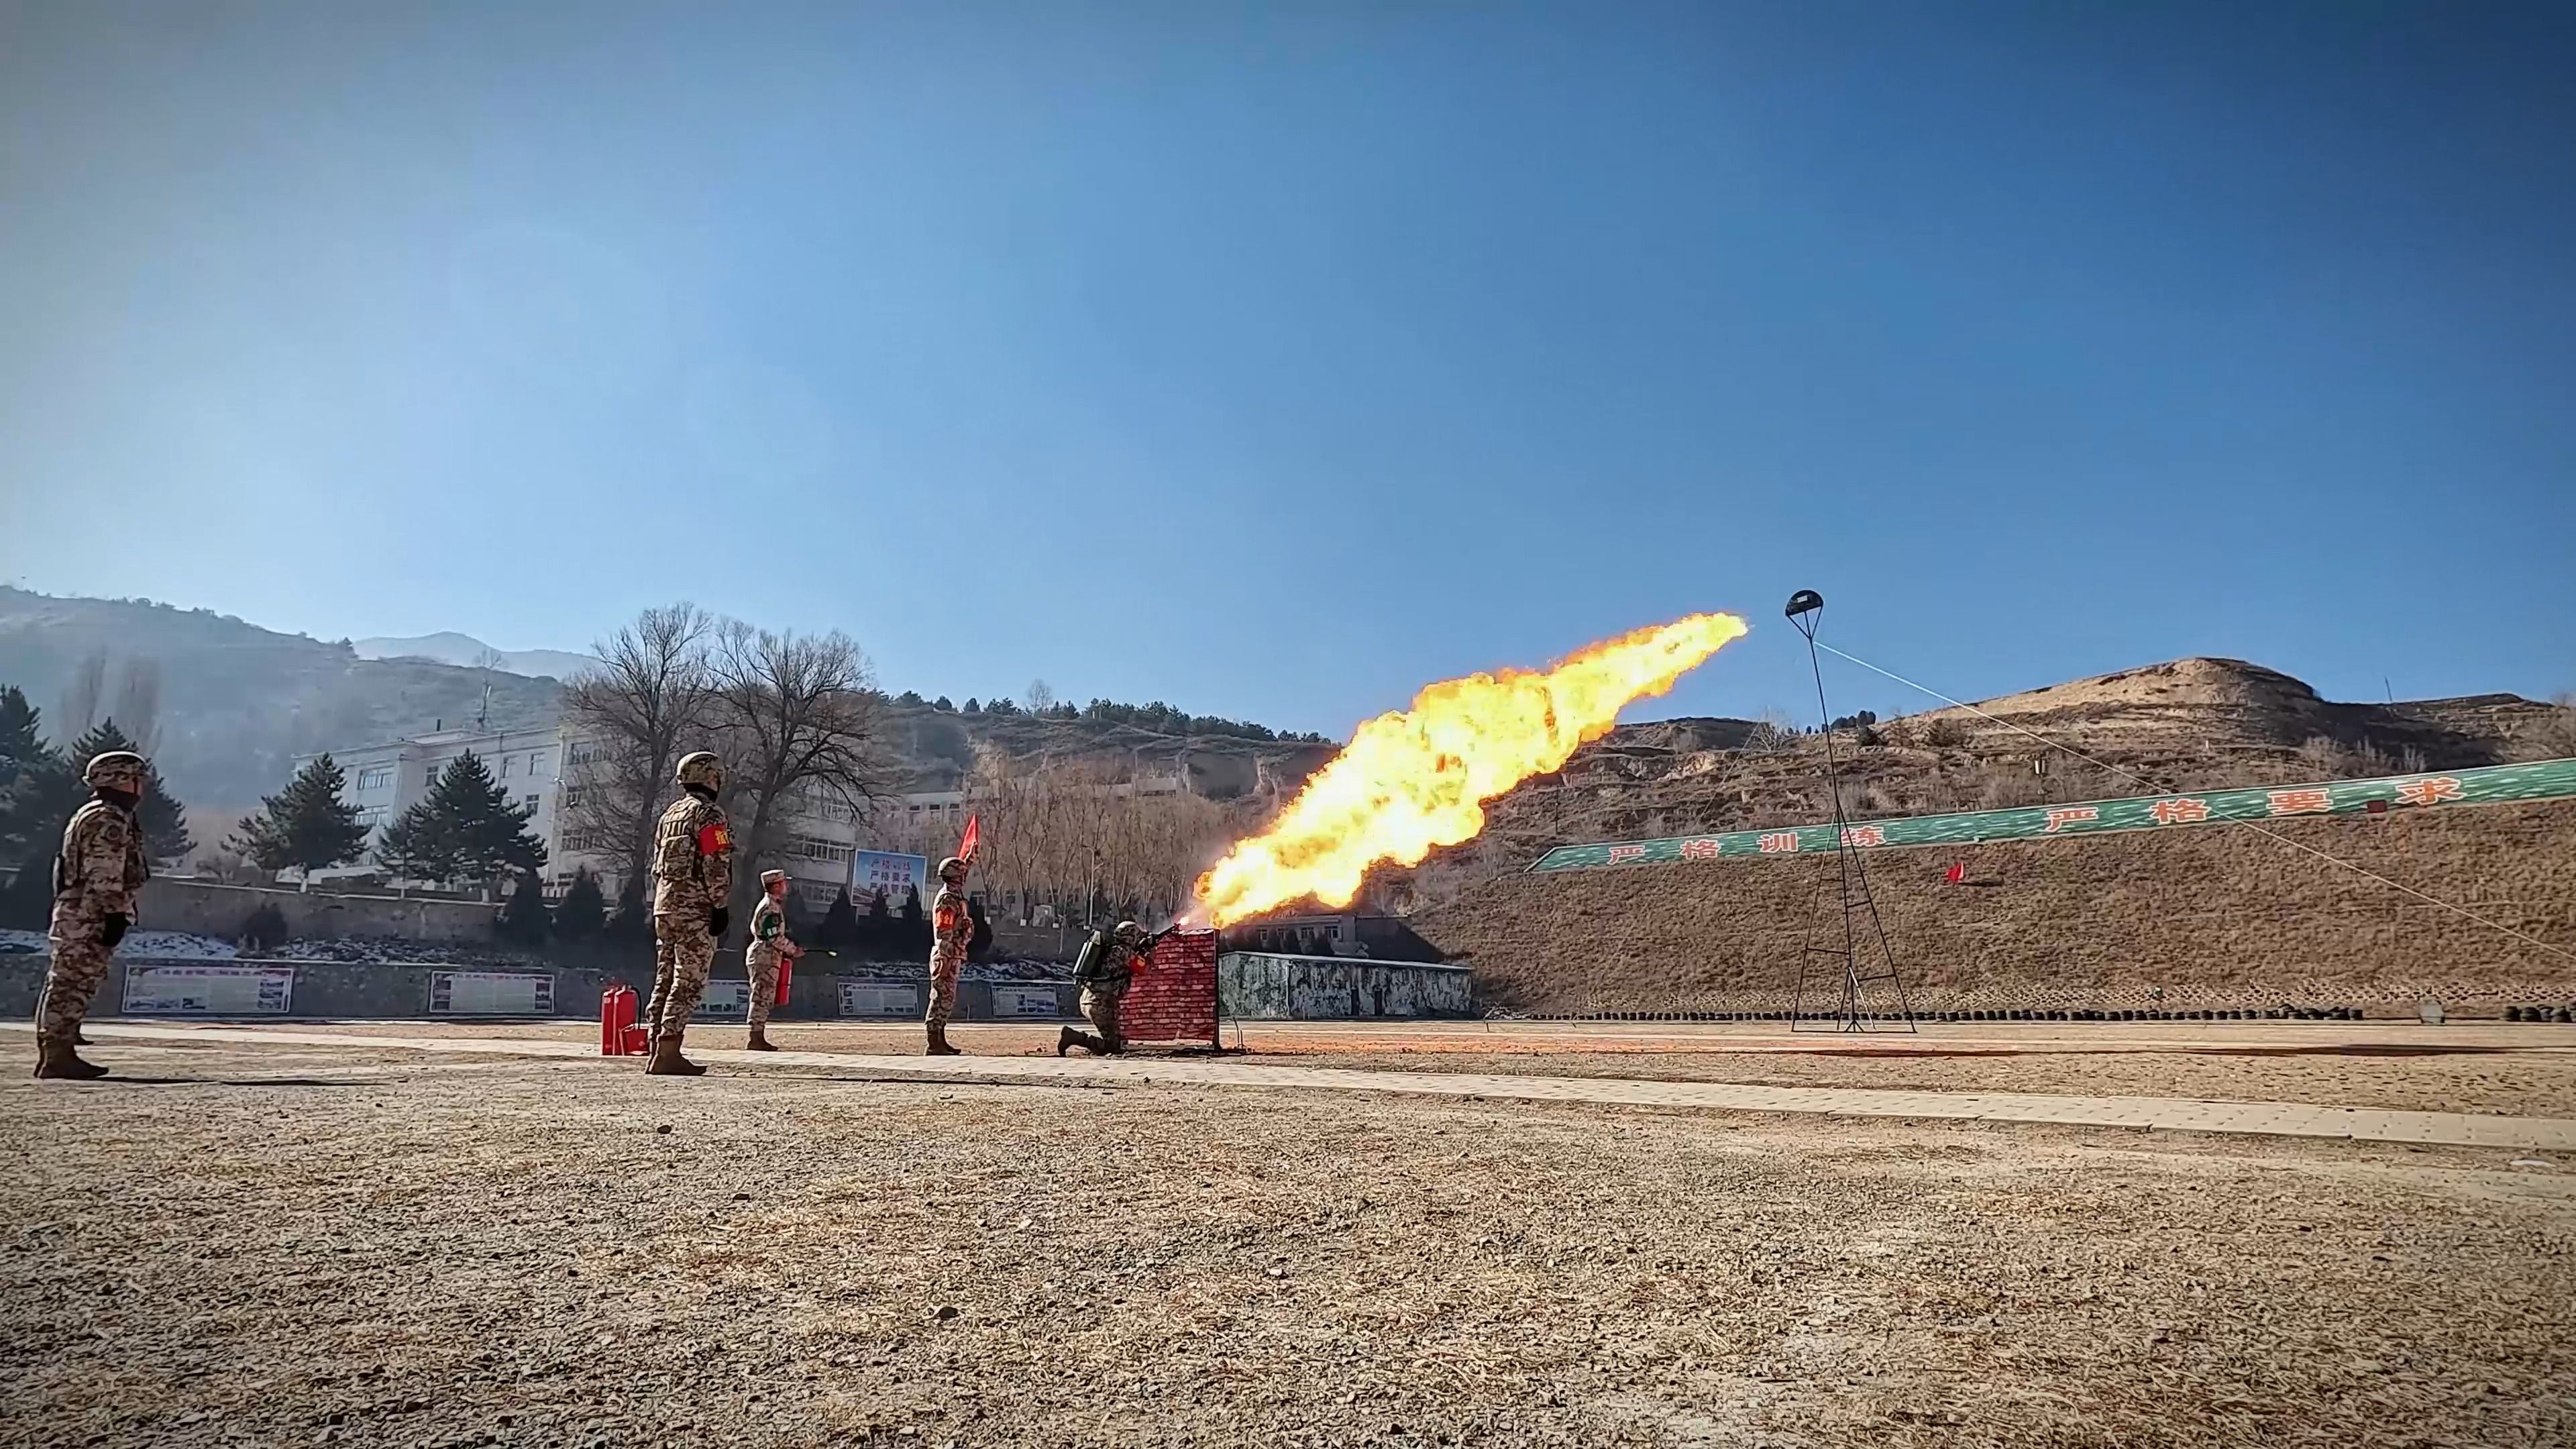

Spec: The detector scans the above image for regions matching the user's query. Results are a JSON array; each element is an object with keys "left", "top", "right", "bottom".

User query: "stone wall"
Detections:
[{"left": 133, "top": 879, "right": 502, "bottom": 943}]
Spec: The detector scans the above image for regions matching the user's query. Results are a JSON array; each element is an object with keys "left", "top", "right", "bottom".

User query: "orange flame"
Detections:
[{"left": 1193, "top": 612, "right": 1750, "bottom": 927}]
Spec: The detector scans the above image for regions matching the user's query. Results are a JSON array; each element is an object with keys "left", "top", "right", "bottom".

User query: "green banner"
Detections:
[{"left": 1527, "top": 757, "right": 2576, "bottom": 873}]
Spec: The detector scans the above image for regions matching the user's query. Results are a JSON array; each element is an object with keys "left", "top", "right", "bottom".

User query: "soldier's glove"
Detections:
[
  {"left": 708, "top": 907, "right": 731, "bottom": 939},
  {"left": 101, "top": 913, "right": 130, "bottom": 949}
]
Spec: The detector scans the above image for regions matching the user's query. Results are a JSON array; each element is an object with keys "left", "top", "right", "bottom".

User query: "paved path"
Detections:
[{"left": 21, "top": 1022, "right": 2576, "bottom": 1152}]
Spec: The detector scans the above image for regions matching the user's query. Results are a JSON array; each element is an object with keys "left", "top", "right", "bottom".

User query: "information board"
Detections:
[
  {"left": 990, "top": 983, "right": 1063, "bottom": 1018},
  {"left": 122, "top": 964, "right": 296, "bottom": 1016},
  {"left": 852, "top": 850, "right": 928, "bottom": 908},
  {"left": 427, "top": 971, "right": 554, "bottom": 1016},
  {"left": 838, "top": 979, "right": 921, "bottom": 1017},
  {"left": 694, "top": 980, "right": 751, "bottom": 1020}
]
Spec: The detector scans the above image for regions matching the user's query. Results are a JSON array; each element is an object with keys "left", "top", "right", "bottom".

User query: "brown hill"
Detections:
[{"left": 1382, "top": 659, "right": 2575, "bottom": 1010}]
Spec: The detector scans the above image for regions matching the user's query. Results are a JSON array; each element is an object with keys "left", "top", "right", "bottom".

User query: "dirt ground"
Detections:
[
  {"left": 221, "top": 1018, "right": 2576, "bottom": 1118},
  {"left": 5, "top": 1036, "right": 2574, "bottom": 1448}
]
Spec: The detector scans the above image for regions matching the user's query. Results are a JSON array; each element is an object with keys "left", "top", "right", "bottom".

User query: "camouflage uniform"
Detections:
[
  {"left": 745, "top": 884, "right": 796, "bottom": 1032},
  {"left": 40, "top": 792, "right": 150, "bottom": 1043},
  {"left": 925, "top": 885, "right": 972, "bottom": 1030},
  {"left": 647, "top": 789, "right": 733, "bottom": 1040},
  {"left": 1063, "top": 924, "right": 1147, "bottom": 1056}
]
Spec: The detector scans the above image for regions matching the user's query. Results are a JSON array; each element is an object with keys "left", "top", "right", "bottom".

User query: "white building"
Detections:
[{"left": 297, "top": 723, "right": 869, "bottom": 906}]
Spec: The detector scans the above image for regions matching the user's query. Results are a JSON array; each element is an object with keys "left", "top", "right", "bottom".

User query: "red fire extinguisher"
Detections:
[
  {"left": 600, "top": 985, "right": 648, "bottom": 1056},
  {"left": 775, "top": 955, "right": 794, "bottom": 1008}
]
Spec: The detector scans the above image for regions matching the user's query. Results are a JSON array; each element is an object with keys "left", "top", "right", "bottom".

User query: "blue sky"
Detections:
[{"left": 4, "top": 1, "right": 2570, "bottom": 735}]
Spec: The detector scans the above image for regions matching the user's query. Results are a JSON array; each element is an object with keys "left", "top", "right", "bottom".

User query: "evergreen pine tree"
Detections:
[
  {"left": 67, "top": 719, "right": 192, "bottom": 861},
  {"left": 898, "top": 884, "right": 928, "bottom": 956},
  {"left": 0, "top": 686, "right": 74, "bottom": 871},
  {"left": 496, "top": 871, "right": 551, "bottom": 946},
  {"left": 816, "top": 885, "right": 858, "bottom": 951},
  {"left": 231, "top": 753, "right": 370, "bottom": 877},
  {"left": 555, "top": 867, "right": 608, "bottom": 943},
  {"left": 374, "top": 752, "right": 547, "bottom": 888},
  {"left": 605, "top": 877, "right": 653, "bottom": 944},
  {"left": 861, "top": 887, "right": 894, "bottom": 957},
  {"left": 967, "top": 895, "right": 994, "bottom": 959}
]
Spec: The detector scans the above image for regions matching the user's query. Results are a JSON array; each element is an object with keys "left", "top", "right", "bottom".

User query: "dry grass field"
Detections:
[{"left": 5, "top": 1031, "right": 2573, "bottom": 1448}]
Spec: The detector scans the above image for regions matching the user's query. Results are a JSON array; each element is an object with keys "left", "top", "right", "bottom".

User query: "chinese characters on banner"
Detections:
[{"left": 851, "top": 850, "right": 928, "bottom": 908}]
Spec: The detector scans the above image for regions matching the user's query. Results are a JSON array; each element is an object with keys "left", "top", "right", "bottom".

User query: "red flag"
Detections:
[
  {"left": 1943, "top": 862, "right": 1965, "bottom": 885},
  {"left": 958, "top": 813, "right": 981, "bottom": 864}
]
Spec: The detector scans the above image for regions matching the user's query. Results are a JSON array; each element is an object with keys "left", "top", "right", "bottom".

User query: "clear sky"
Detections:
[{"left": 4, "top": 1, "right": 2570, "bottom": 735}]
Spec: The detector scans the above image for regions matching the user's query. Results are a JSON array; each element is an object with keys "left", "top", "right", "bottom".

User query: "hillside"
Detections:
[
  {"left": 0, "top": 590, "right": 1335, "bottom": 818},
  {"left": 352, "top": 633, "right": 597, "bottom": 682},
  {"left": 1390, "top": 657, "right": 2576, "bottom": 1011},
  {"left": 0, "top": 590, "right": 559, "bottom": 813}
]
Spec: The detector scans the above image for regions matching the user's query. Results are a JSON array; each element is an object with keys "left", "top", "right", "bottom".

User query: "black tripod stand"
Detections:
[{"left": 1783, "top": 590, "right": 1915, "bottom": 1033}]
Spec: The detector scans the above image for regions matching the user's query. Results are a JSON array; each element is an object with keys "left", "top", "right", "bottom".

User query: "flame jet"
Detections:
[{"left": 1193, "top": 611, "right": 1750, "bottom": 927}]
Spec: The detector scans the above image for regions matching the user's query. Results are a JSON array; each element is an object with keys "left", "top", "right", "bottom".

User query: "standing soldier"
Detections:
[
  {"left": 923, "top": 855, "right": 971, "bottom": 1056},
  {"left": 35, "top": 751, "right": 152, "bottom": 1079},
  {"left": 1058, "top": 920, "right": 1161, "bottom": 1057},
  {"left": 744, "top": 869, "right": 804, "bottom": 1052},
  {"left": 642, "top": 751, "right": 733, "bottom": 1077}
]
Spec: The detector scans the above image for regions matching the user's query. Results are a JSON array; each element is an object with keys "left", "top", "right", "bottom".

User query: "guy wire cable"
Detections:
[{"left": 1812, "top": 640, "right": 2576, "bottom": 966}]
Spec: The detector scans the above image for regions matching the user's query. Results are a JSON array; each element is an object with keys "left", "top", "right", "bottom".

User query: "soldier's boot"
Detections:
[
  {"left": 34, "top": 1035, "right": 109, "bottom": 1081},
  {"left": 1058, "top": 1028, "right": 1108, "bottom": 1057},
  {"left": 745, "top": 1026, "right": 778, "bottom": 1052},
  {"left": 924, "top": 1024, "right": 961, "bottom": 1057},
  {"left": 646, "top": 1032, "right": 706, "bottom": 1077},
  {"left": 72, "top": 1028, "right": 91, "bottom": 1046},
  {"left": 1055, "top": 1026, "right": 1079, "bottom": 1057}
]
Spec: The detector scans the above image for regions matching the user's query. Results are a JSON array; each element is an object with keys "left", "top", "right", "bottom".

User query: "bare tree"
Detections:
[
  {"left": 1024, "top": 678, "right": 1057, "bottom": 715},
  {"left": 472, "top": 646, "right": 507, "bottom": 674},
  {"left": 707, "top": 620, "right": 898, "bottom": 926},
  {"left": 560, "top": 602, "right": 717, "bottom": 896}
]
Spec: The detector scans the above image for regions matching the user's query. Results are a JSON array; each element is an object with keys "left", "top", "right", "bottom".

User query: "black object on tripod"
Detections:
[{"left": 1782, "top": 590, "right": 1916, "bottom": 1033}]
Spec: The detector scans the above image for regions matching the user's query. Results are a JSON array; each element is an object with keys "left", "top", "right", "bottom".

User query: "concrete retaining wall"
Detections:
[
  {"left": 1218, "top": 952, "right": 1474, "bottom": 1020},
  {"left": 133, "top": 879, "right": 502, "bottom": 943},
  {"left": 0, "top": 955, "right": 1078, "bottom": 1024}
]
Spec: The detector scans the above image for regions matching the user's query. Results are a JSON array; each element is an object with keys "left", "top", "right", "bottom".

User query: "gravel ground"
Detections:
[
  {"left": 186, "top": 1020, "right": 2576, "bottom": 1119},
  {"left": 5, "top": 1039, "right": 2574, "bottom": 1448}
]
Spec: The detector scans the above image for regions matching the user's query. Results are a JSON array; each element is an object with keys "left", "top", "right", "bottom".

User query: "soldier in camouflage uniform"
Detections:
[
  {"left": 922, "top": 855, "right": 971, "bottom": 1055},
  {"left": 36, "top": 751, "right": 152, "bottom": 1079},
  {"left": 743, "top": 868, "right": 803, "bottom": 1052},
  {"left": 1059, "top": 920, "right": 1154, "bottom": 1057},
  {"left": 643, "top": 751, "right": 733, "bottom": 1076}
]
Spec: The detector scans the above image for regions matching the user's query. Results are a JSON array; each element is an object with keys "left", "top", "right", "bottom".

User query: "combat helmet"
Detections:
[
  {"left": 675, "top": 751, "right": 724, "bottom": 792},
  {"left": 936, "top": 855, "right": 969, "bottom": 884},
  {"left": 1113, "top": 920, "right": 1148, "bottom": 946},
  {"left": 84, "top": 751, "right": 146, "bottom": 795}
]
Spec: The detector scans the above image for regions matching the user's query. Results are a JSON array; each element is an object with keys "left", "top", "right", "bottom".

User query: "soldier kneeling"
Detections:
[{"left": 1059, "top": 920, "right": 1161, "bottom": 1057}]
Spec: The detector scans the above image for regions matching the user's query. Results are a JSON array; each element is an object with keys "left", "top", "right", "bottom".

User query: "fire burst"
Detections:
[{"left": 1192, "top": 611, "right": 1750, "bottom": 927}]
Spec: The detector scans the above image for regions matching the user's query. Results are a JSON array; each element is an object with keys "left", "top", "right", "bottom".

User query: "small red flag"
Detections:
[
  {"left": 1943, "top": 862, "right": 1965, "bottom": 885},
  {"left": 958, "top": 813, "right": 981, "bottom": 864}
]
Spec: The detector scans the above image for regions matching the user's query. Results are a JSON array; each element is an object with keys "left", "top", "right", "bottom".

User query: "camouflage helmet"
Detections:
[
  {"left": 1114, "top": 920, "right": 1148, "bottom": 946},
  {"left": 675, "top": 751, "right": 724, "bottom": 792},
  {"left": 760, "top": 869, "right": 789, "bottom": 889},
  {"left": 936, "top": 855, "right": 969, "bottom": 883},
  {"left": 84, "top": 751, "right": 147, "bottom": 794}
]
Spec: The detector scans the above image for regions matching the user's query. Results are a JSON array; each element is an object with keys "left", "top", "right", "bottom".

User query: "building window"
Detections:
[
  {"left": 357, "top": 806, "right": 389, "bottom": 828},
  {"left": 356, "top": 767, "right": 394, "bottom": 792},
  {"left": 561, "top": 786, "right": 584, "bottom": 809},
  {"left": 500, "top": 755, "right": 516, "bottom": 779},
  {"left": 528, "top": 752, "right": 548, "bottom": 775},
  {"left": 523, "top": 794, "right": 541, "bottom": 814},
  {"left": 786, "top": 834, "right": 854, "bottom": 865}
]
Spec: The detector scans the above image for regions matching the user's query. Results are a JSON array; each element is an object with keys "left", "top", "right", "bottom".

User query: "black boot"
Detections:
[
  {"left": 745, "top": 1026, "right": 778, "bottom": 1052},
  {"left": 925, "top": 1024, "right": 961, "bottom": 1057}
]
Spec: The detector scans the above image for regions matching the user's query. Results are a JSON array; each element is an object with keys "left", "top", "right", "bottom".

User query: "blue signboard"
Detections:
[{"left": 853, "top": 849, "right": 929, "bottom": 907}]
